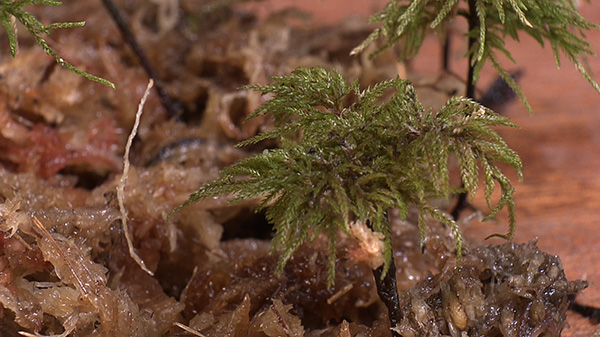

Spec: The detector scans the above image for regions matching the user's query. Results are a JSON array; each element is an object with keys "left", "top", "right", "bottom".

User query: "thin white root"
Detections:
[
  {"left": 173, "top": 322, "right": 208, "bottom": 337},
  {"left": 117, "top": 79, "right": 154, "bottom": 276}
]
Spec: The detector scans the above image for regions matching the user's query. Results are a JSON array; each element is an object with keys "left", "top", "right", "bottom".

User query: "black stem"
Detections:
[
  {"left": 465, "top": 0, "right": 478, "bottom": 99},
  {"left": 451, "top": 0, "right": 479, "bottom": 220},
  {"left": 100, "top": 0, "right": 181, "bottom": 118},
  {"left": 569, "top": 294, "right": 600, "bottom": 323},
  {"left": 442, "top": 34, "right": 450, "bottom": 71},
  {"left": 368, "top": 216, "right": 402, "bottom": 337},
  {"left": 373, "top": 260, "right": 402, "bottom": 336},
  {"left": 451, "top": 185, "right": 468, "bottom": 221}
]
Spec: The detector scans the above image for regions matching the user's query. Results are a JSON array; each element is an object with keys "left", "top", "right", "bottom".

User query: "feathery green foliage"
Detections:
[
  {"left": 352, "top": 0, "right": 600, "bottom": 113},
  {"left": 172, "top": 67, "right": 522, "bottom": 285},
  {"left": 0, "top": 0, "right": 115, "bottom": 88}
]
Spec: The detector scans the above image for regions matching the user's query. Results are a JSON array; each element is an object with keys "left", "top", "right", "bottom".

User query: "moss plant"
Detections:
[
  {"left": 171, "top": 0, "right": 599, "bottom": 332},
  {"left": 171, "top": 67, "right": 522, "bottom": 285},
  {"left": 352, "top": 0, "right": 600, "bottom": 112},
  {"left": 0, "top": 0, "right": 115, "bottom": 88},
  {"left": 351, "top": 0, "right": 600, "bottom": 220}
]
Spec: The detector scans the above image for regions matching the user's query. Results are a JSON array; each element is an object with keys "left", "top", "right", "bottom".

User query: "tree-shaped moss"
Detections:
[
  {"left": 172, "top": 67, "right": 522, "bottom": 285},
  {"left": 0, "top": 0, "right": 114, "bottom": 88}
]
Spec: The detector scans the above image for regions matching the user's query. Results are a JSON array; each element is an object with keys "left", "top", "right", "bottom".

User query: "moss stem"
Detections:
[
  {"left": 466, "top": 0, "right": 478, "bottom": 99},
  {"left": 369, "top": 215, "right": 402, "bottom": 336},
  {"left": 452, "top": 0, "right": 479, "bottom": 220},
  {"left": 373, "top": 260, "right": 402, "bottom": 336}
]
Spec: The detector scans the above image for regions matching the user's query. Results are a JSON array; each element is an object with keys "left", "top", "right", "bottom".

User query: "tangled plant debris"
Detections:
[{"left": 0, "top": 1, "right": 594, "bottom": 337}]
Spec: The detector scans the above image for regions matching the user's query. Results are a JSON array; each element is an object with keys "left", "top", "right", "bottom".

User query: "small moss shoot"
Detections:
[
  {"left": 0, "top": 0, "right": 115, "bottom": 88},
  {"left": 171, "top": 67, "right": 522, "bottom": 286}
]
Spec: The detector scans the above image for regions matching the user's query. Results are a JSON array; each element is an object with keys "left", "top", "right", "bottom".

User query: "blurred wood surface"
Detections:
[
  {"left": 465, "top": 4, "right": 600, "bottom": 335},
  {"left": 417, "top": 2, "right": 600, "bottom": 335}
]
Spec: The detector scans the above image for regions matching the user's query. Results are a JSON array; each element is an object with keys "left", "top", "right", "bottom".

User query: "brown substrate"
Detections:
[{"left": 0, "top": 1, "right": 589, "bottom": 336}]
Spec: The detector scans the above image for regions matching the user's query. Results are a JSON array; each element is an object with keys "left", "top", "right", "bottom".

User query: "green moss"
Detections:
[
  {"left": 352, "top": 0, "right": 600, "bottom": 113},
  {"left": 0, "top": 0, "right": 115, "bottom": 88},
  {"left": 172, "top": 67, "right": 522, "bottom": 286}
]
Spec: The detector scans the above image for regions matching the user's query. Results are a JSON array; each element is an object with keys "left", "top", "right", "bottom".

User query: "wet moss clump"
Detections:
[{"left": 394, "top": 240, "right": 588, "bottom": 337}]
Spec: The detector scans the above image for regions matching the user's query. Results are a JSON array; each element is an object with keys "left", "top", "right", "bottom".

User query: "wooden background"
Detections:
[
  {"left": 466, "top": 3, "right": 600, "bottom": 332},
  {"left": 246, "top": 1, "right": 600, "bottom": 335}
]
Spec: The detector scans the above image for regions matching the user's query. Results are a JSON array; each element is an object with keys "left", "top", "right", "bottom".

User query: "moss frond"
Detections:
[
  {"left": 354, "top": 0, "right": 600, "bottom": 112},
  {"left": 173, "top": 67, "right": 522, "bottom": 285},
  {"left": 0, "top": 0, "right": 115, "bottom": 88}
]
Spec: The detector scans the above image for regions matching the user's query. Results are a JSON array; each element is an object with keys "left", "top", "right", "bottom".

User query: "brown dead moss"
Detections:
[{"left": 0, "top": 1, "right": 588, "bottom": 336}]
